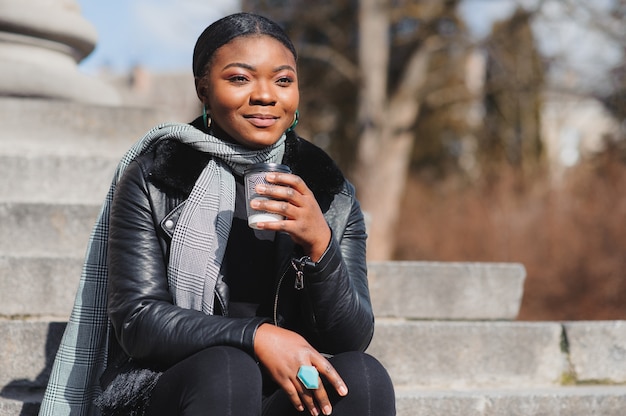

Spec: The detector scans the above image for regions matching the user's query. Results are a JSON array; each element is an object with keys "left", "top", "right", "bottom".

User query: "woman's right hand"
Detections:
[{"left": 254, "top": 323, "right": 348, "bottom": 416}]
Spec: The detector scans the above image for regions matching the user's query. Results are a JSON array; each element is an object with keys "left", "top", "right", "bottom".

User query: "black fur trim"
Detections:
[
  {"left": 94, "top": 368, "right": 161, "bottom": 416},
  {"left": 149, "top": 140, "right": 211, "bottom": 196},
  {"left": 148, "top": 128, "right": 345, "bottom": 199},
  {"left": 283, "top": 130, "right": 345, "bottom": 197}
]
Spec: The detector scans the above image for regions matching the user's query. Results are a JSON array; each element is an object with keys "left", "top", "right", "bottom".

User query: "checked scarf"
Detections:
[{"left": 39, "top": 122, "right": 285, "bottom": 415}]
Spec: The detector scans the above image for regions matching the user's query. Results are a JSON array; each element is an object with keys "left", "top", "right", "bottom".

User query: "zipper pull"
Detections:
[{"left": 291, "top": 256, "right": 311, "bottom": 290}]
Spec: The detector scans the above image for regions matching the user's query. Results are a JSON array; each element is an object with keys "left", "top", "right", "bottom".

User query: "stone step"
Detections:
[
  {"left": 0, "top": 256, "right": 81, "bottom": 317},
  {"left": 368, "top": 319, "right": 566, "bottom": 388},
  {"left": 0, "top": 256, "right": 526, "bottom": 319},
  {"left": 0, "top": 392, "right": 42, "bottom": 416},
  {"left": 0, "top": 153, "right": 117, "bottom": 204},
  {"left": 2, "top": 383, "right": 626, "bottom": 416},
  {"left": 3, "top": 319, "right": 625, "bottom": 394},
  {"left": 0, "top": 97, "right": 168, "bottom": 157},
  {"left": 0, "top": 202, "right": 99, "bottom": 257},
  {"left": 368, "top": 261, "right": 525, "bottom": 320},
  {"left": 0, "top": 320, "right": 65, "bottom": 391},
  {"left": 367, "top": 320, "right": 626, "bottom": 388},
  {"left": 394, "top": 386, "right": 626, "bottom": 416}
]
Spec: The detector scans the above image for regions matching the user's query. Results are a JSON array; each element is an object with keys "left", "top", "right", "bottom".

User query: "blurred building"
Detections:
[{"left": 0, "top": 0, "right": 119, "bottom": 105}]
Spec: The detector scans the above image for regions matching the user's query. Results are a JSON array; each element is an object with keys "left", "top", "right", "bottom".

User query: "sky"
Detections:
[
  {"left": 76, "top": 0, "right": 531, "bottom": 73},
  {"left": 77, "top": 0, "right": 240, "bottom": 73},
  {"left": 77, "top": 0, "right": 622, "bottom": 93}
]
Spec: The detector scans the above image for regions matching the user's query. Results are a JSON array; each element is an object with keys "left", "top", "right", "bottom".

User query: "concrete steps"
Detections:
[
  {"left": 395, "top": 386, "right": 626, "bottom": 416},
  {"left": 0, "top": 202, "right": 100, "bottom": 257},
  {"left": 0, "top": 154, "right": 118, "bottom": 204},
  {"left": 4, "top": 386, "right": 624, "bottom": 416},
  {"left": 2, "top": 319, "right": 626, "bottom": 415},
  {"left": 1, "top": 97, "right": 625, "bottom": 415}
]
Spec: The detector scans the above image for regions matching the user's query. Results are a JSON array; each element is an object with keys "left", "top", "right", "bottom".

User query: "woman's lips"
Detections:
[{"left": 245, "top": 114, "right": 278, "bottom": 127}]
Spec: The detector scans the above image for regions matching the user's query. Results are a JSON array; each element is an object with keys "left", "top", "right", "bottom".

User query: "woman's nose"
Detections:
[{"left": 250, "top": 80, "right": 276, "bottom": 105}]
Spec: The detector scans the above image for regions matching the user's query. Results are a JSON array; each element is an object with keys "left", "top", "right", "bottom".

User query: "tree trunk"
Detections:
[{"left": 356, "top": 0, "right": 435, "bottom": 260}]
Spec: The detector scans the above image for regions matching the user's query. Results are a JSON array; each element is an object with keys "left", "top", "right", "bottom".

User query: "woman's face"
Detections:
[{"left": 196, "top": 35, "right": 299, "bottom": 149}]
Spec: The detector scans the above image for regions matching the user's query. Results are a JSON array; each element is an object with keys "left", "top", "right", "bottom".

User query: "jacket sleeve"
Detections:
[
  {"left": 300, "top": 181, "right": 375, "bottom": 353},
  {"left": 107, "top": 159, "right": 268, "bottom": 368}
]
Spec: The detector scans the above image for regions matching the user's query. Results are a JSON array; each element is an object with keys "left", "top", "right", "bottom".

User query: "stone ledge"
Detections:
[
  {"left": 0, "top": 153, "right": 117, "bottom": 204},
  {"left": 0, "top": 256, "right": 81, "bottom": 317},
  {"left": 368, "top": 261, "right": 526, "bottom": 320},
  {"left": 0, "top": 97, "right": 168, "bottom": 153},
  {"left": 565, "top": 321, "right": 626, "bottom": 384},
  {"left": 0, "top": 320, "right": 65, "bottom": 389},
  {"left": 395, "top": 386, "right": 626, "bottom": 416},
  {"left": 3, "top": 385, "right": 626, "bottom": 416},
  {"left": 0, "top": 202, "right": 100, "bottom": 257},
  {"left": 367, "top": 320, "right": 564, "bottom": 389}
]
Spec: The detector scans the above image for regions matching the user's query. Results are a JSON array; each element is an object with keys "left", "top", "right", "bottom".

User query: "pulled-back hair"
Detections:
[{"left": 192, "top": 12, "right": 297, "bottom": 78}]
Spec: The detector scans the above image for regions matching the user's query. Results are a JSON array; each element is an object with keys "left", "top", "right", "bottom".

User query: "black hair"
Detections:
[{"left": 192, "top": 12, "right": 297, "bottom": 78}]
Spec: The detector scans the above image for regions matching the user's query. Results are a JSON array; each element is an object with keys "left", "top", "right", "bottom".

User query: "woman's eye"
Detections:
[
  {"left": 277, "top": 77, "right": 294, "bottom": 86},
  {"left": 228, "top": 75, "right": 248, "bottom": 83}
]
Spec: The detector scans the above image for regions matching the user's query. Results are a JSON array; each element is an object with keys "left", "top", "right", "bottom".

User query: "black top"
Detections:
[{"left": 223, "top": 176, "right": 276, "bottom": 318}]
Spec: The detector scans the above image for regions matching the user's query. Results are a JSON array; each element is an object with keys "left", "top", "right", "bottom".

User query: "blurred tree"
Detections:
[
  {"left": 244, "top": 0, "right": 463, "bottom": 259},
  {"left": 481, "top": 7, "right": 545, "bottom": 177},
  {"left": 598, "top": 0, "right": 626, "bottom": 135}
]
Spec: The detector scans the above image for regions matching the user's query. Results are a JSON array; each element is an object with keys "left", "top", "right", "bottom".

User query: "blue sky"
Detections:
[
  {"left": 77, "top": 0, "right": 239, "bottom": 73},
  {"left": 77, "top": 0, "right": 621, "bottom": 90},
  {"left": 77, "top": 0, "right": 518, "bottom": 74}
]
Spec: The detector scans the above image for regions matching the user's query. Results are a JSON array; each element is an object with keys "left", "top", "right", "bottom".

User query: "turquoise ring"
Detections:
[{"left": 297, "top": 365, "right": 319, "bottom": 389}]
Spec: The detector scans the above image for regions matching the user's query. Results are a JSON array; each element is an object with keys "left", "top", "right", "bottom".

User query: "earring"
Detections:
[
  {"left": 202, "top": 105, "right": 212, "bottom": 130},
  {"left": 287, "top": 109, "right": 299, "bottom": 132}
]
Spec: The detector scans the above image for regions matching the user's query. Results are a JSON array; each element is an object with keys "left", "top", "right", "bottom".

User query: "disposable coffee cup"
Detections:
[{"left": 244, "top": 163, "right": 292, "bottom": 229}]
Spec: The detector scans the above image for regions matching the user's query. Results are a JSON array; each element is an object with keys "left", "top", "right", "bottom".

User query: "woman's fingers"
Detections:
[
  {"left": 313, "top": 357, "right": 348, "bottom": 398},
  {"left": 265, "top": 172, "right": 308, "bottom": 193},
  {"left": 299, "top": 358, "right": 349, "bottom": 415},
  {"left": 251, "top": 173, "right": 331, "bottom": 261},
  {"left": 253, "top": 325, "right": 346, "bottom": 416}
]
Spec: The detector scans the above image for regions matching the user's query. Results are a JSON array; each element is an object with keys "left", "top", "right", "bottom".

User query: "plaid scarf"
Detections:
[{"left": 39, "top": 122, "right": 285, "bottom": 415}]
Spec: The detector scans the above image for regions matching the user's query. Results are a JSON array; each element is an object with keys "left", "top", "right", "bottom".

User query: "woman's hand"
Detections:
[
  {"left": 254, "top": 324, "right": 348, "bottom": 416},
  {"left": 251, "top": 172, "right": 331, "bottom": 262}
]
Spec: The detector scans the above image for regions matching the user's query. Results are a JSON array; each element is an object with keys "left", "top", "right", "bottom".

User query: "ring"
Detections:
[{"left": 297, "top": 365, "right": 319, "bottom": 389}]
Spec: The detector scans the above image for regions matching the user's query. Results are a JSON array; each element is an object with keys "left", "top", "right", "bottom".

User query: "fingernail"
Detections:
[
  {"left": 266, "top": 173, "right": 276, "bottom": 181},
  {"left": 339, "top": 385, "right": 348, "bottom": 396},
  {"left": 256, "top": 184, "right": 267, "bottom": 193},
  {"left": 250, "top": 199, "right": 260, "bottom": 208},
  {"left": 323, "top": 405, "right": 332, "bottom": 415}
]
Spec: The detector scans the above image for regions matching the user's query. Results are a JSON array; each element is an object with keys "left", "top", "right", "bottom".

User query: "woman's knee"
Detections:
[
  {"left": 185, "top": 346, "right": 261, "bottom": 387},
  {"left": 148, "top": 346, "right": 263, "bottom": 415},
  {"left": 329, "top": 351, "right": 395, "bottom": 404}
]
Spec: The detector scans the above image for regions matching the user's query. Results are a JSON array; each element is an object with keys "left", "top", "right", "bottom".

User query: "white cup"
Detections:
[{"left": 244, "top": 163, "right": 291, "bottom": 229}]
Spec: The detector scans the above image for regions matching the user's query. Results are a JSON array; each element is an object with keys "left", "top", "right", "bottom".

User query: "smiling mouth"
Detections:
[{"left": 244, "top": 114, "right": 279, "bottom": 127}]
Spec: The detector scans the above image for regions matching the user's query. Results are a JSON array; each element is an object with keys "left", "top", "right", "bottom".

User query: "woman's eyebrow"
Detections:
[
  {"left": 222, "top": 62, "right": 296, "bottom": 73},
  {"left": 274, "top": 64, "right": 296, "bottom": 73}
]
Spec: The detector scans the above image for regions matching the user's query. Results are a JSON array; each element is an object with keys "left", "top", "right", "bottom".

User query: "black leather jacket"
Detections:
[{"left": 103, "top": 125, "right": 374, "bottom": 383}]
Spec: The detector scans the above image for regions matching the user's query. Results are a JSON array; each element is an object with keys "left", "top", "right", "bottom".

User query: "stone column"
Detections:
[{"left": 0, "top": 0, "right": 120, "bottom": 105}]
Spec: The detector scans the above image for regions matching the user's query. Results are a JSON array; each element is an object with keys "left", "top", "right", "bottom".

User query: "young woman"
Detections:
[{"left": 40, "top": 12, "right": 395, "bottom": 416}]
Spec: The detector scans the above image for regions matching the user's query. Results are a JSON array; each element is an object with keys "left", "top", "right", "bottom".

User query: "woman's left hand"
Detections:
[{"left": 251, "top": 172, "right": 330, "bottom": 262}]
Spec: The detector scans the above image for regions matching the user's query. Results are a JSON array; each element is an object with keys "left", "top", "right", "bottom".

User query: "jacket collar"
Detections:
[{"left": 149, "top": 118, "right": 346, "bottom": 200}]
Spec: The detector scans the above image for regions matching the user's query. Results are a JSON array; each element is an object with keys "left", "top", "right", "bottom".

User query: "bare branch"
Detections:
[{"left": 297, "top": 43, "right": 360, "bottom": 82}]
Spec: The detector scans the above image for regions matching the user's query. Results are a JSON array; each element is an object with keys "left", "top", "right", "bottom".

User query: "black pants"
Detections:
[{"left": 144, "top": 346, "right": 396, "bottom": 416}]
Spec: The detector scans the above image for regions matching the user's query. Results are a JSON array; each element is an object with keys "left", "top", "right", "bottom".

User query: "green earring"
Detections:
[
  {"left": 202, "top": 105, "right": 211, "bottom": 130},
  {"left": 287, "top": 109, "right": 299, "bottom": 132}
]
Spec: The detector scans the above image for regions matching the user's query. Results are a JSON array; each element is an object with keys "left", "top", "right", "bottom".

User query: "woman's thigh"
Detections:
[
  {"left": 262, "top": 351, "right": 396, "bottom": 416},
  {"left": 145, "top": 346, "right": 263, "bottom": 416}
]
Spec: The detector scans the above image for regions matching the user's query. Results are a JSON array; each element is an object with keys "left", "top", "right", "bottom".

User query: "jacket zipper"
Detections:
[
  {"left": 273, "top": 266, "right": 289, "bottom": 326},
  {"left": 272, "top": 255, "right": 311, "bottom": 325}
]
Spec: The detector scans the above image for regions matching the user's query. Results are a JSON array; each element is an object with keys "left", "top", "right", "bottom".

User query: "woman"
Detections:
[{"left": 40, "top": 12, "right": 395, "bottom": 416}]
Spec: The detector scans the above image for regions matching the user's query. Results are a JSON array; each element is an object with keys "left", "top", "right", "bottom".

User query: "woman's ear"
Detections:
[{"left": 195, "top": 76, "right": 209, "bottom": 104}]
